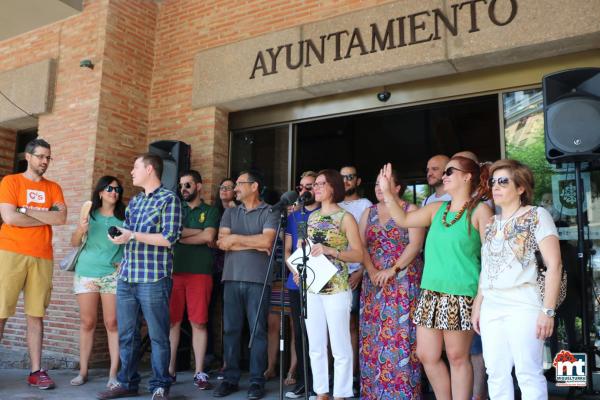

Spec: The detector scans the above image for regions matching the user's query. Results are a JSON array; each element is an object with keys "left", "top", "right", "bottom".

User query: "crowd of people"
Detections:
[{"left": 0, "top": 138, "right": 563, "bottom": 400}]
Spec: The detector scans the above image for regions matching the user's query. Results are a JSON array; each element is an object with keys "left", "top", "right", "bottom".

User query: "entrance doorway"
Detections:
[{"left": 230, "top": 94, "right": 501, "bottom": 203}]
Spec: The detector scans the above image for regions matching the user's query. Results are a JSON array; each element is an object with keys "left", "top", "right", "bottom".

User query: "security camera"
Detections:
[{"left": 377, "top": 90, "right": 391, "bottom": 102}]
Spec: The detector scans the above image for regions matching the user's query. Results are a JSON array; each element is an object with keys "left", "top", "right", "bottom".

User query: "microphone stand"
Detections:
[
  {"left": 249, "top": 205, "right": 287, "bottom": 399},
  {"left": 297, "top": 205, "right": 310, "bottom": 400}
]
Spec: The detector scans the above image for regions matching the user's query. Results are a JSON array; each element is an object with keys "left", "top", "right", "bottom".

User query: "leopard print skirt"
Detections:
[{"left": 412, "top": 289, "right": 474, "bottom": 331}]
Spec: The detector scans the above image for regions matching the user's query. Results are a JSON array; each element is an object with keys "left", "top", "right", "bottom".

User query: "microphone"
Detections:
[
  {"left": 108, "top": 226, "right": 122, "bottom": 238},
  {"left": 269, "top": 191, "right": 299, "bottom": 212},
  {"left": 294, "top": 191, "right": 312, "bottom": 207}
]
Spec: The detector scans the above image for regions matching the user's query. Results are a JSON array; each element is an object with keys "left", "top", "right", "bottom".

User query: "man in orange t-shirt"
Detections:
[{"left": 0, "top": 138, "right": 66, "bottom": 390}]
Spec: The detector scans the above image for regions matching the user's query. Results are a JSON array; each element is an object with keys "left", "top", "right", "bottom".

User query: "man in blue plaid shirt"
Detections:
[{"left": 98, "top": 153, "right": 182, "bottom": 400}]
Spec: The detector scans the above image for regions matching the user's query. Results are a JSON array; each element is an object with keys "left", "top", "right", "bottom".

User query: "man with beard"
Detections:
[
  {"left": 421, "top": 154, "right": 450, "bottom": 206},
  {"left": 338, "top": 165, "right": 372, "bottom": 395},
  {"left": 98, "top": 153, "right": 182, "bottom": 400},
  {"left": 284, "top": 171, "right": 319, "bottom": 399},
  {"left": 167, "top": 170, "right": 219, "bottom": 389},
  {"left": 215, "top": 169, "right": 278, "bottom": 399},
  {"left": 0, "top": 138, "right": 66, "bottom": 390}
]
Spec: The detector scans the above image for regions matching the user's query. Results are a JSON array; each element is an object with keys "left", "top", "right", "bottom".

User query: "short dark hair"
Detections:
[
  {"left": 239, "top": 169, "right": 264, "bottom": 193},
  {"left": 138, "top": 153, "right": 163, "bottom": 179},
  {"left": 180, "top": 170, "right": 202, "bottom": 184},
  {"left": 317, "top": 169, "right": 345, "bottom": 203},
  {"left": 25, "top": 138, "right": 50, "bottom": 154}
]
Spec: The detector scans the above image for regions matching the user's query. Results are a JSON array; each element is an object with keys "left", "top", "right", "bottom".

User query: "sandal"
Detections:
[
  {"left": 263, "top": 369, "right": 277, "bottom": 380},
  {"left": 70, "top": 374, "right": 87, "bottom": 386},
  {"left": 284, "top": 371, "right": 296, "bottom": 386},
  {"left": 106, "top": 377, "right": 119, "bottom": 388}
]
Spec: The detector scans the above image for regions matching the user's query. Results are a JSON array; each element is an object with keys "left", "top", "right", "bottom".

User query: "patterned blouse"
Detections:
[{"left": 307, "top": 209, "right": 349, "bottom": 294}]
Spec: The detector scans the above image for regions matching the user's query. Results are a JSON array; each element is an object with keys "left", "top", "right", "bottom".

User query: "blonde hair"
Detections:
[{"left": 300, "top": 170, "right": 317, "bottom": 179}]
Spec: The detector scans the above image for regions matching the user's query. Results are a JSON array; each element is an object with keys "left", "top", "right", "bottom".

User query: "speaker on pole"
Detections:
[
  {"left": 542, "top": 68, "right": 600, "bottom": 164},
  {"left": 148, "top": 140, "right": 191, "bottom": 192}
]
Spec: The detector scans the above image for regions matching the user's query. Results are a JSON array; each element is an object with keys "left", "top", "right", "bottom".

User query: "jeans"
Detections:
[
  {"left": 223, "top": 281, "right": 269, "bottom": 386},
  {"left": 116, "top": 278, "right": 172, "bottom": 393}
]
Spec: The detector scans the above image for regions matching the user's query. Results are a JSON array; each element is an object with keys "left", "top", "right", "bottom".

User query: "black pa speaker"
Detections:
[
  {"left": 542, "top": 68, "right": 600, "bottom": 163},
  {"left": 148, "top": 140, "right": 191, "bottom": 192}
]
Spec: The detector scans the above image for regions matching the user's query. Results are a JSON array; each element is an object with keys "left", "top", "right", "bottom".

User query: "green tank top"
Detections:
[{"left": 421, "top": 202, "right": 481, "bottom": 297}]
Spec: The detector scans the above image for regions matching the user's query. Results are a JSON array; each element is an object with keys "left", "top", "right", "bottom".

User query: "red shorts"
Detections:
[{"left": 169, "top": 273, "right": 213, "bottom": 324}]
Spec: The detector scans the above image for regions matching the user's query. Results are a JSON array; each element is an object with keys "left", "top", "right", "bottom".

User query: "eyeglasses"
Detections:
[
  {"left": 488, "top": 177, "right": 511, "bottom": 188},
  {"left": 178, "top": 182, "right": 193, "bottom": 190},
  {"left": 235, "top": 181, "right": 254, "bottom": 187},
  {"left": 104, "top": 185, "right": 123, "bottom": 194},
  {"left": 219, "top": 185, "right": 234, "bottom": 191},
  {"left": 296, "top": 184, "right": 314, "bottom": 191},
  {"left": 313, "top": 181, "right": 327, "bottom": 188},
  {"left": 341, "top": 174, "right": 356, "bottom": 181},
  {"left": 442, "top": 167, "right": 467, "bottom": 176},
  {"left": 31, "top": 153, "right": 53, "bottom": 162}
]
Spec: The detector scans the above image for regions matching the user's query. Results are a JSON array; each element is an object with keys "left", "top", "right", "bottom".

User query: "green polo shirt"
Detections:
[{"left": 173, "top": 201, "right": 219, "bottom": 274}]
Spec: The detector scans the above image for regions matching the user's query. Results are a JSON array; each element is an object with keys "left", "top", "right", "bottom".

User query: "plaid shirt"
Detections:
[{"left": 119, "top": 186, "right": 182, "bottom": 283}]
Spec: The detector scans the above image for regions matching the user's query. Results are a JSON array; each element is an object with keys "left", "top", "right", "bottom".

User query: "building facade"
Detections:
[{"left": 0, "top": 0, "right": 599, "bottom": 373}]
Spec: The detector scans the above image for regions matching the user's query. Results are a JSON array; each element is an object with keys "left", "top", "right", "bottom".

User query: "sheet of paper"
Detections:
[{"left": 287, "top": 239, "right": 338, "bottom": 293}]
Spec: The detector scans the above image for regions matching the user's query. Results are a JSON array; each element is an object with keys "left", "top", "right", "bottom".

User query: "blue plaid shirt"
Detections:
[{"left": 120, "top": 186, "right": 182, "bottom": 283}]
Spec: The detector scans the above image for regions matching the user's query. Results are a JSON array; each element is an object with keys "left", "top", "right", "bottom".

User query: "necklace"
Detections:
[
  {"left": 495, "top": 206, "right": 521, "bottom": 239},
  {"left": 441, "top": 201, "right": 468, "bottom": 227}
]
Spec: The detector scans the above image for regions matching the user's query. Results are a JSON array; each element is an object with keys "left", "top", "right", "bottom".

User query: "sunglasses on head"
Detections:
[
  {"left": 341, "top": 174, "right": 356, "bottom": 181},
  {"left": 178, "top": 182, "right": 193, "bottom": 190},
  {"left": 296, "top": 184, "right": 314, "bottom": 191},
  {"left": 488, "top": 177, "right": 511, "bottom": 188},
  {"left": 442, "top": 166, "right": 466, "bottom": 176},
  {"left": 104, "top": 185, "right": 123, "bottom": 194}
]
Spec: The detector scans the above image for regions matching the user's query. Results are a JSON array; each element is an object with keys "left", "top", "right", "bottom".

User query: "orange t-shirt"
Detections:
[{"left": 0, "top": 173, "right": 65, "bottom": 259}]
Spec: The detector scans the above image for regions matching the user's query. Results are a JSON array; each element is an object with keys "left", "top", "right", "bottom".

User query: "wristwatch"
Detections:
[
  {"left": 17, "top": 206, "right": 27, "bottom": 215},
  {"left": 129, "top": 232, "right": 136, "bottom": 242},
  {"left": 541, "top": 307, "right": 556, "bottom": 318}
]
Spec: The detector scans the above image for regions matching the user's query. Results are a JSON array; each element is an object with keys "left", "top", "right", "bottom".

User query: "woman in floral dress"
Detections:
[{"left": 358, "top": 170, "right": 425, "bottom": 399}]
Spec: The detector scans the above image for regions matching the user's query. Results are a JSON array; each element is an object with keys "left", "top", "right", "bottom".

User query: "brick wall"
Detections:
[
  {"left": 0, "top": 0, "right": 109, "bottom": 368},
  {"left": 149, "top": 0, "right": 395, "bottom": 201},
  {"left": 0, "top": 128, "right": 15, "bottom": 179}
]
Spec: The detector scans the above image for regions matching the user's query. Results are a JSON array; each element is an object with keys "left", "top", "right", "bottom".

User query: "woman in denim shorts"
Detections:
[{"left": 70, "top": 176, "right": 125, "bottom": 387}]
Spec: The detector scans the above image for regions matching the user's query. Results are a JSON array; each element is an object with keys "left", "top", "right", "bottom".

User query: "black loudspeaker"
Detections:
[
  {"left": 148, "top": 140, "right": 191, "bottom": 192},
  {"left": 542, "top": 68, "right": 600, "bottom": 163}
]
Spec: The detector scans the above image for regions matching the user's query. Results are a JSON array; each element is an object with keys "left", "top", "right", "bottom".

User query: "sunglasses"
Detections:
[
  {"left": 341, "top": 174, "right": 356, "bottom": 181},
  {"left": 488, "top": 177, "right": 511, "bottom": 188},
  {"left": 178, "top": 182, "right": 193, "bottom": 190},
  {"left": 296, "top": 184, "right": 314, "bottom": 191},
  {"left": 219, "top": 185, "right": 234, "bottom": 191},
  {"left": 442, "top": 166, "right": 467, "bottom": 176},
  {"left": 104, "top": 185, "right": 123, "bottom": 194}
]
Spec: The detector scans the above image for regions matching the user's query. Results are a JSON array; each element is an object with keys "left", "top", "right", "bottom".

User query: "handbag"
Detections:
[
  {"left": 59, "top": 235, "right": 87, "bottom": 272},
  {"left": 527, "top": 207, "right": 567, "bottom": 307}
]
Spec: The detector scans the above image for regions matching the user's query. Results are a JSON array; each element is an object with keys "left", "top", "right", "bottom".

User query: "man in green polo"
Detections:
[{"left": 168, "top": 170, "right": 219, "bottom": 390}]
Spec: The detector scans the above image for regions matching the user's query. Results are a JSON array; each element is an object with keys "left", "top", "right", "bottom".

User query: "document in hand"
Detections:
[{"left": 286, "top": 239, "right": 338, "bottom": 293}]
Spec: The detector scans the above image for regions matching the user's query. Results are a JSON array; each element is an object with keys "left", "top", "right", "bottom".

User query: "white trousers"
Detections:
[
  {"left": 305, "top": 290, "right": 353, "bottom": 398},
  {"left": 480, "top": 300, "right": 548, "bottom": 400}
]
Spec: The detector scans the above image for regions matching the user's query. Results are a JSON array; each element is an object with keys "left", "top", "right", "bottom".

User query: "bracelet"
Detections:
[
  {"left": 335, "top": 249, "right": 340, "bottom": 259},
  {"left": 394, "top": 264, "right": 405, "bottom": 274}
]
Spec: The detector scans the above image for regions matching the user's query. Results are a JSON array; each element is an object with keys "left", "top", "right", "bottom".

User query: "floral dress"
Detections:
[{"left": 359, "top": 203, "right": 423, "bottom": 400}]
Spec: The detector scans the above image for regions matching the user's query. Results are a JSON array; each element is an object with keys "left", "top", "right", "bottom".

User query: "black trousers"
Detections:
[{"left": 289, "top": 288, "right": 312, "bottom": 389}]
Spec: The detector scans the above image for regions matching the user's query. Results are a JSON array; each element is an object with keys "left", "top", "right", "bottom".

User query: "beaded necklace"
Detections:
[{"left": 441, "top": 201, "right": 468, "bottom": 227}]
